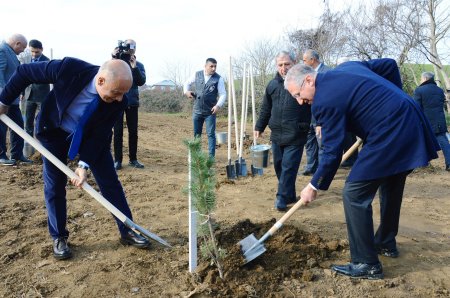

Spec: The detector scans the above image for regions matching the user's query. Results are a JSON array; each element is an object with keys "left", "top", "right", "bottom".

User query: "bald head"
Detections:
[
  {"left": 7, "top": 33, "right": 27, "bottom": 55},
  {"left": 96, "top": 59, "right": 133, "bottom": 103}
]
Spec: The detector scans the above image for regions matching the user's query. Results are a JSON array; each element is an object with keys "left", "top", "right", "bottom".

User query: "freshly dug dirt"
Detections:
[{"left": 1, "top": 113, "right": 449, "bottom": 297}]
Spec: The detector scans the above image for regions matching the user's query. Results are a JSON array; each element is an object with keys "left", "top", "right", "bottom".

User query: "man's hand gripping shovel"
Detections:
[{"left": 0, "top": 114, "right": 171, "bottom": 248}]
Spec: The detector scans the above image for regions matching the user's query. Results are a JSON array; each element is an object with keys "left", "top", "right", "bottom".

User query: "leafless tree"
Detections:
[
  {"left": 232, "top": 37, "right": 282, "bottom": 97},
  {"left": 160, "top": 60, "right": 193, "bottom": 90},
  {"left": 287, "top": 7, "right": 348, "bottom": 65}
]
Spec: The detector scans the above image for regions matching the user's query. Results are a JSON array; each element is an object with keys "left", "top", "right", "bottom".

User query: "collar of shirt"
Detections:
[
  {"left": 60, "top": 78, "right": 98, "bottom": 133},
  {"left": 314, "top": 63, "right": 322, "bottom": 72},
  {"left": 203, "top": 71, "right": 212, "bottom": 83}
]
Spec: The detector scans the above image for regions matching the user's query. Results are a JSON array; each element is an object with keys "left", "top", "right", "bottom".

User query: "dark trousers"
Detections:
[
  {"left": 0, "top": 105, "right": 24, "bottom": 160},
  {"left": 304, "top": 124, "right": 319, "bottom": 173},
  {"left": 342, "top": 170, "right": 410, "bottom": 264},
  {"left": 25, "top": 101, "right": 41, "bottom": 136},
  {"left": 272, "top": 143, "right": 303, "bottom": 206},
  {"left": 192, "top": 113, "right": 216, "bottom": 157},
  {"left": 38, "top": 129, "right": 133, "bottom": 239},
  {"left": 113, "top": 106, "right": 139, "bottom": 162}
]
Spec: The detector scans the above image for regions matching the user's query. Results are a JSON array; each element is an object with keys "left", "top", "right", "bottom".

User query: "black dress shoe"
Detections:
[
  {"left": 331, "top": 262, "right": 384, "bottom": 279},
  {"left": 377, "top": 247, "right": 399, "bottom": 258},
  {"left": 53, "top": 237, "right": 72, "bottom": 260},
  {"left": 120, "top": 230, "right": 151, "bottom": 248},
  {"left": 114, "top": 161, "right": 122, "bottom": 170},
  {"left": 274, "top": 198, "right": 287, "bottom": 212},
  {"left": 129, "top": 160, "right": 144, "bottom": 168}
]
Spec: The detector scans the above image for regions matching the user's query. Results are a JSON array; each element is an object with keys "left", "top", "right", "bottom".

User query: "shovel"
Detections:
[
  {"left": 249, "top": 64, "right": 263, "bottom": 176},
  {"left": 0, "top": 114, "right": 171, "bottom": 248},
  {"left": 226, "top": 57, "right": 236, "bottom": 179},
  {"left": 239, "top": 136, "right": 364, "bottom": 263},
  {"left": 236, "top": 63, "right": 248, "bottom": 177}
]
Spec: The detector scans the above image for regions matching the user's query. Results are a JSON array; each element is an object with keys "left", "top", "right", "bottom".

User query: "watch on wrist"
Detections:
[{"left": 78, "top": 164, "right": 89, "bottom": 170}]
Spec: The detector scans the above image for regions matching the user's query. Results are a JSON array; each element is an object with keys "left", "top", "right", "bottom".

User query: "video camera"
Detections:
[{"left": 113, "top": 40, "right": 136, "bottom": 62}]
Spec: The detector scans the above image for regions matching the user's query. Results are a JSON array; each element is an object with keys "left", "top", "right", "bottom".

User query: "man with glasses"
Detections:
[{"left": 284, "top": 58, "right": 439, "bottom": 279}]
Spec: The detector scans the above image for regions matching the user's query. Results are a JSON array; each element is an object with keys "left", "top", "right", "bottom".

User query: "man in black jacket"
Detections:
[
  {"left": 254, "top": 51, "right": 311, "bottom": 211},
  {"left": 414, "top": 72, "right": 450, "bottom": 171},
  {"left": 112, "top": 39, "right": 146, "bottom": 170}
]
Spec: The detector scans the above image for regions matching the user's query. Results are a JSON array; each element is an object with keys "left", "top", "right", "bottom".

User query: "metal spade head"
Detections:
[
  {"left": 239, "top": 233, "right": 267, "bottom": 264},
  {"left": 226, "top": 163, "right": 236, "bottom": 179},
  {"left": 251, "top": 165, "right": 263, "bottom": 176},
  {"left": 239, "top": 159, "right": 248, "bottom": 177}
]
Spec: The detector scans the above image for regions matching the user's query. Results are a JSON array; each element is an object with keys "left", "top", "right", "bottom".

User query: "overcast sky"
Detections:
[{"left": 1, "top": 0, "right": 359, "bottom": 84}]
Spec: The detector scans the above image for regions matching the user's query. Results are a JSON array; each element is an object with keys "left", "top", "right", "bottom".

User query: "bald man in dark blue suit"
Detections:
[
  {"left": 285, "top": 58, "right": 439, "bottom": 279},
  {"left": 0, "top": 57, "right": 151, "bottom": 260}
]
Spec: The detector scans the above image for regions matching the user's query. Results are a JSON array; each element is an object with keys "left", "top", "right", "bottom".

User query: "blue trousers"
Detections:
[
  {"left": 343, "top": 170, "right": 410, "bottom": 264},
  {"left": 272, "top": 143, "right": 303, "bottom": 208},
  {"left": 303, "top": 124, "right": 319, "bottom": 173},
  {"left": 435, "top": 132, "right": 450, "bottom": 167},
  {"left": 0, "top": 105, "right": 25, "bottom": 160},
  {"left": 38, "top": 129, "right": 133, "bottom": 239},
  {"left": 192, "top": 113, "right": 216, "bottom": 157}
]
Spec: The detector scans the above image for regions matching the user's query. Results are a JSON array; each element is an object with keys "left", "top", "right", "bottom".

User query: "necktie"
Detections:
[{"left": 68, "top": 96, "right": 100, "bottom": 159}]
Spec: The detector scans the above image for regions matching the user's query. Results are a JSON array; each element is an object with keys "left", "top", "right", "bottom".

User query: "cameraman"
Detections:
[{"left": 111, "top": 39, "right": 146, "bottom": 170}]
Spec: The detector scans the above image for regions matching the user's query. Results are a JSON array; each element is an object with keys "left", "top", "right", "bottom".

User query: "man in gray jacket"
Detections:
[
  {"left": 301, "top": 49, "right": 331, "bottom": 175},
  {"left": 0, "top": 33, "right": 31, "bottom": 165}
]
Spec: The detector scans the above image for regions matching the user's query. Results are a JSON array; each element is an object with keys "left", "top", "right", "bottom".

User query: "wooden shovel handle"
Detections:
[
  {"left": 0, "top": 114, "right": 127, "bottom": 222},
  {"left": 267, "top": 199, "right": 306, "bottom": 236},
  {"left": 341, "top": 137, "right": 363, "bottom": 164}
]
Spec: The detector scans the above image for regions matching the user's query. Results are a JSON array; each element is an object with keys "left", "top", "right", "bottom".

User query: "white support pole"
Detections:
[{"left": 188, "top": 148, "right": 197, "bottom": 272}]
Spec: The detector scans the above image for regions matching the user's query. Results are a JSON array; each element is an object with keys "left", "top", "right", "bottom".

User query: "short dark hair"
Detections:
[
  {"left": 29, "top": 39, "right": 43, "bottom": 49},
  {"left": 206, "top": 58, "right": 217, "bottom": 64}
]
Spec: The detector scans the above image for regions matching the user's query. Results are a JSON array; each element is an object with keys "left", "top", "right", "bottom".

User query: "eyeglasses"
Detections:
[{"left": 292, "top": 78, "right": 306, "bottom": 100}]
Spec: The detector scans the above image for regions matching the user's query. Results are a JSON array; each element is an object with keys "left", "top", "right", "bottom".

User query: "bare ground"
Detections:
[{"left": 1, "top": 112, "right": 449, "bottom": 297}]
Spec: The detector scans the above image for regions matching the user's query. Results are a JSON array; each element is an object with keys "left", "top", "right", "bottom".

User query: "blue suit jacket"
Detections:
[
  {"left": 310, "top": 58, "right": 439, "bottom": 190},
  {"left": 0, "top": 41, "right": 20, "bottom": 105},
  {"left": 0, "top": 57, "right": 128, "bottom": 165}
]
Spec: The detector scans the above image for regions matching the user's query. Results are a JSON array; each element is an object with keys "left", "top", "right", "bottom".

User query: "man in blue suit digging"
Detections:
[
  {"left": 0, "top": 58, "right": 150, "bottom": 260},
  {"left": 284, "top": 58, "right": 439, "bottom": 279}
]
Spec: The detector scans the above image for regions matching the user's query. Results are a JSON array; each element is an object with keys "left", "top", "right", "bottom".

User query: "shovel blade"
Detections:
[
  {"left": 226, "top": 164, "right": 236, "bottom": 179},
  {"left": 251, "top": 165, "right": 263, "bottom": 176},
  {"left": 124, "top": 218, "right": 172, "bottom": 248},
  {"left": 235, "top": 159, "right": 241, "bottom": 176},
  {"left": 238, "top": 233, "right": 267, "bottom": 264},
  {"left": 240, "top": 159, "right": 248, "bottom": 177}
]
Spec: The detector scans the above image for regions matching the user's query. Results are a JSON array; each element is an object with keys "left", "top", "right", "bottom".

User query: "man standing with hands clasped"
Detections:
[
  {"left": 0, "top": 57, "right": 151, "bottom": 260},
  {"left": 183, "top": 58, "right": 226, "bottom": 158},
  {"left": 284, "top": 58, "right": 439, "bottom": 279}
]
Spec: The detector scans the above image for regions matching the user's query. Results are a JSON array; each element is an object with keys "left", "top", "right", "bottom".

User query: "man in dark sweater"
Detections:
[
  {"left": 414, "top": 71, "right": 450, "bottom": 171},
  {"left": 254, "top": 51, "right": 311, "bottom": 211}
]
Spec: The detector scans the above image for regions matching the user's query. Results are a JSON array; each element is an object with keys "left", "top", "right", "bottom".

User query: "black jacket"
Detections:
[
  {"left": 413, "top": 79, "right": 448, "bottom": 134},
  {"left": 127, "top": 61, "right": 146, "bottom": 107},
  {"left": 255, "top": 72, "right": 311, "bottom": 146}
]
